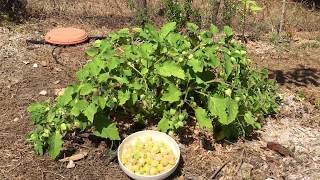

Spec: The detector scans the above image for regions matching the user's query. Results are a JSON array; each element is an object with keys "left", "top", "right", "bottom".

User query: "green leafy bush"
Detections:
[
  {"left": 28, "top": 22, "right": 279, "bottom": 159},
  {"left": 0, "top": 0, "right": 27, "bottom": 22},
  {"left": 164, "top": 0, "right": 201, "bottom": 27}
]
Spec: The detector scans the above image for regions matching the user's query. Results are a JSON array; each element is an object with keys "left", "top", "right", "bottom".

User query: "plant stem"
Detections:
[
  {"left": 242, "top": 0, "right": 247, "bottom": 42},
  {"left": 194, "top": 90, "right": 209, "bottom": 97},
  {"left": 184, "top": 87, "right": 190, "bottom": 102},
  {"left": 127, "top": 63, "right": 143, "bottom": 77},
  {"left": 127, "top": 62, "right": 148, "bottom": 90}
]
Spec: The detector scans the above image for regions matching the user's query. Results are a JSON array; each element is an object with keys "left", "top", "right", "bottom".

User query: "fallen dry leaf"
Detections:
[
  {"left": 66, "top": 160, "right": 75, "bottom": 169},
  {"left": 267, "top": 142, "right": 293, "bottom": 157},
  {"left": 59, "top": 152, "right": 88, "bottom": 162},
  {"left": 54, "top": 88, "right": 65, "bottom": 96}
]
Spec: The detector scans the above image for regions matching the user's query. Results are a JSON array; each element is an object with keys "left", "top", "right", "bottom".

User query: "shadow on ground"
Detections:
[{"left": 269, "top": 65, "right": 320, "bottom": 87}]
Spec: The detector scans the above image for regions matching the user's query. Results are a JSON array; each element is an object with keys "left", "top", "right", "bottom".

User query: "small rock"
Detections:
[
  {"left": 40, "top": 61, "right": 48, "bottom": 67},
  {"left": 13, "top": 117, "right": 19, "bottom": 122},
  {"left": 22, "top": 61, "right": 30, "bottom": 65},
  {"left": 33, "top": 63, "right": 38, "bottom": 68},
  {"left": 53, "top": 80, "right": 60, "bottom": 84},
  {"left": 54, "top": 88, "right": 65, "bottom": 96},
  {"left": 54, "top": 67, "right": 62, "bottom": 72},
  {"left": 66, "top": 160, "right": 75, "bottom": 169},
  {"left": 39, "top": 90, "right": 47, "bottom": 96}
]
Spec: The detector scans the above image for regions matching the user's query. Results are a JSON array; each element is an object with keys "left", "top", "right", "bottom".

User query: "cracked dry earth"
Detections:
[{"left": 0, "top": 21, "right": 320, "bottom": 180}]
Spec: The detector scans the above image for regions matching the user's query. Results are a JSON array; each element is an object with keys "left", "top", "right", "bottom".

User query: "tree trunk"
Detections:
[
  {"left": 212, "top": 0, "right": 221, "bottom": 25},
  {"left": 137, "top": 0, "right": 147, "bottom": 26},
  {"left": 278, "top": 0, "right": 286, "bottom": 35}
]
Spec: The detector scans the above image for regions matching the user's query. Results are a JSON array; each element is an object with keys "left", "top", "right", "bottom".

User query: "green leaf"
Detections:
[
  {"left": 118, "top": 90, "right": 131, "bottom": 105},
  {"left": 223, "top": 26, "right": 233, "bottom": 37},
  {"left": 99, "top": 40, "right": 112, "bottom": 52},
  {"left": 195, "top": 107, "right": 213, "bottom": 129},
  {"left": 205, "top": 47, "right": 220, "bottom": 67},
  {"left": 131, "top": 92, "right": 138, "bottom": 104},
  {"left": 141, "top": 68, "right": 149, "bottom": 75},
  {"left": 97, "top": 96, "right": 107, "bottom": 109},
  {"left": 79, "top": 83, "right": 94, "bottom": 96},
  {"left": 86, "top": 47, "right": 99, "bottom": 57},
  {"left": 160, "top": 22, "right": 177, "bottom": 39},
  {"left": 30, "top": 133, "right": 44, "bottom": 155},
  {"left": 98, "top": 73, "right": 109, "bottom": 83},
  {"left": 34, "top": 140, "right": 44, "bottom": 155},
  {"left": 94, "top": 39, "right": 102, "bottom": 47},
  {"left": 210, "top": 24, "right": 219, "bottom": 34},
  {"left": 187, "top": 23, "right": 199, "bottom": 32},
  {"left": 107, "top": 57, "right": 123, "bottom": 71},
  {"left": 27, "top": 103, "right": 48, "bottom": 123},
  {"left": 250, "top": 4, "right": 263, "bottom": 12},
  {"left": 208, "top": 96, "right": 238, "bottom": 125},
  {"left": 70, "top": 100, "right": 89, "bottom": 116},
  {"left": 158, "top": 117, "right": 170, "bottom": 133},
  {"left": 27, "top": 103, "right": 46, "bottom": 113},
  {"left": 93, "top": 114, "right": 120, "bottom": 140},
  {"left": 57, "top": 87, "right": 74, "bottom": 106},
  {"left": 224, "top": 56, "right": 233, "bottom": 79},
  {"left": 83, "top": 103, "right": 98, "bottom": 122},
  {"left": 139, "top": 43, "right": 156, "bottom": 60},
  {"left": 75, "top": 115, "right": 88, "bottom": 131},
  {"left": 123, "top": 69, "right": 132, "bottom": 77},
  {"left": 161, "top": 84, "right": 182, "bottom": 103},
  {"left": 113, "top": 76, "right": 129, "bottom": 84},
  {"left": 157, "top": 61, "right": 185, "bottom": 79},
  {"left": 187, "top": 58, "right": 203, "bottom": 72},
  {"left": 195, "top": 76, "right": 205, "bottom": 84},
  {"left": 244, "top": 111, "right": 261, "bottom": 129},
  {"left": 144, "top": 24, "right": 160, "bottom": 41},
  {"left": 48, "top": 131, "right": 63, "bottom": 159},
  {"left": 130, "top": 82, "right": 143, "bottom": 90},
  {"left": 76, "top": 68, "right": 89, "bottom": 81}
]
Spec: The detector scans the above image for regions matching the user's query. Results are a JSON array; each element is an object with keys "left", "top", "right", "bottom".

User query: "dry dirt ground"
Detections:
[{"left": 0, "top": 14, "right": 320, "bottom": 180}]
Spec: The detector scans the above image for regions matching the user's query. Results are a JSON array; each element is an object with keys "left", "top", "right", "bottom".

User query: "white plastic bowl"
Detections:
[{"left": 117, "top": 130, "right": 180, "bottom": 180}]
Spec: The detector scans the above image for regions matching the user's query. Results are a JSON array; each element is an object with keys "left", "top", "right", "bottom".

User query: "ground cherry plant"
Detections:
[{"left": 27, "top": 22, "right": 279, "bottom": 159}]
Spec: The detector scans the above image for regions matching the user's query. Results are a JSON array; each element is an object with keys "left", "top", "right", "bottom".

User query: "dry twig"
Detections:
[
  {"left": 235, "top": 149, "right": 245, "bottom": 176},
  {"left": 210, "top": 159, "right": 231, "bottom": 179},
  {"left": 42, "top": 171, "right": 65, "bottom": 179}
]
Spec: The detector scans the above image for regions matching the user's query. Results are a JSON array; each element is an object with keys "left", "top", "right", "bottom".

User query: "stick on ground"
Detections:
[{"left": 210, "top": 159, "right": 231, "bottom": 179}]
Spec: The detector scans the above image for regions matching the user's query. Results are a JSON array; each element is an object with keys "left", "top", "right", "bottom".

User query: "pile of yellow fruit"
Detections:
[{"left": 121, "top": 136, "right": 177, "bottom": 176}]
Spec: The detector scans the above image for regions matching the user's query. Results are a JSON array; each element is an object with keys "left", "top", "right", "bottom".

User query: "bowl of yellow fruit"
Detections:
[{"left": 117, "top": 130, "right": 180, "bottom": 180}]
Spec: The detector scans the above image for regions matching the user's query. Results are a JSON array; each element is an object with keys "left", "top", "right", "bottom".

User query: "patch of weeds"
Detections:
[
  {"left": 295, "top": 91, "right": 306, "bottom": 102},
  {"left": 299, "top": 41, "right": 320, "bottom": 49},
  {"left": 315, "top": 98, "right": 320, "bottom": 109},
  {"left": 269, "top": 32, "right": 291, "bottom": 45}
]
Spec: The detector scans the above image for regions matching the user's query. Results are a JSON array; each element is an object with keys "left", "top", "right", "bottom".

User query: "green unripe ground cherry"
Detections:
[
  {"left": 225, "top": 89, "right": 232, "bottom": 96},
  {"left": 60, "top": 123, "right": 67, "bottom": 131},
  {"left": 121, "top": 136, "right": 177, "bottom": 176}
]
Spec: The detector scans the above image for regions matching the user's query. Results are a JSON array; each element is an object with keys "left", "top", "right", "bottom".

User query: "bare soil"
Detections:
[{"left": 0, "top": 12, "right": 320, "bottom": 180}]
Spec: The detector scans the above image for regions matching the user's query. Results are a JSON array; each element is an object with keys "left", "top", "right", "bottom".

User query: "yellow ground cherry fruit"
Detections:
[{"left": 121, "top": 136, "right": 177, "bottom": 176}]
